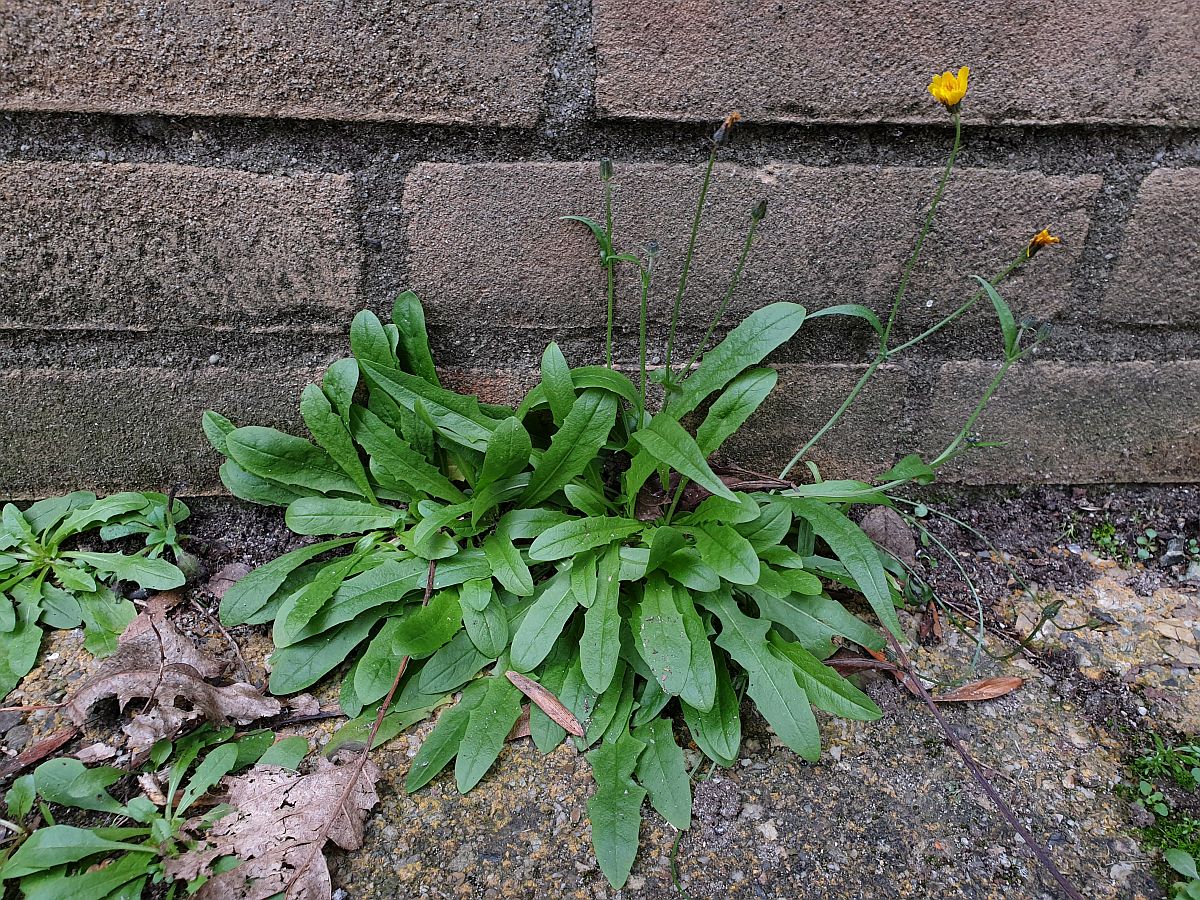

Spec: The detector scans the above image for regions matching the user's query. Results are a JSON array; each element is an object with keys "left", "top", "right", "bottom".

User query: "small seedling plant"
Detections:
[
  {"left": 200, "top": 71, "right": 1060, "bottom": 887},
  {"left": 0, "top": 726, "right": 307, "bottom": 897},
  {"left": 0, "top": 492, "right": 189, "bottom": 697}
]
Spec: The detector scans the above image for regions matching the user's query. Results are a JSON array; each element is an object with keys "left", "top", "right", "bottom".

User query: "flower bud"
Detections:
[
  {"left": 600, "top": 157, "right": 614, "bottom": 181},
  {"left": 751, "top": 198, "right": 768, "bottom": 221},
  {"left": 1036, "top": 322, "right": 1053, "bottom": 342}
]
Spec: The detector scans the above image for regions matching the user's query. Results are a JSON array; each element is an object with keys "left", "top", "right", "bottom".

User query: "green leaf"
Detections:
[
  {"left": 769, "top": 633, "right": 882, "bottom": 721},
  {"left": 360, "top": 359, "right": 495, "bottom": 452},
  {"left": 351, "top": 407, "right": 466, "bottom": 504},
  {"left": 33, "top": 759, "right": 124, "bottom": 814},
  {"left": 404, "top": 680, "right": 488, "bottom": 792},
  {"left": 5, "top": 774, "right": 34, "bottom": 820},
  {"left": 268, "top": 604, "right": 397, "bottom": 694},
  {"left": 0, "top": 825, "right": 154, "bottom": 879},
  {"left": 464, "top": 594, "right": 510, "bottom": 658},
  {"left": 805, "top": 303, "right": 883, "bottom": 335},
  {"left": 419, "top": 630, "right": 492, "bottom": 693},
  {"left": 455, "top": 668, "right": 523, "bottom": 792},
  {"left": 878, "top": 453, "right": 937, "bottom": 486},
  {"left": 580, "top": 544, "right": 622, "bottom": 693},
  {"left": 350, "top": 308, "right": 396, "bottom": 368},
  {"left": 284, "top": 497, "right": 403, "bottom": 536},
  {"left": 522, "top": 389, "right": 617, "bottom": 505},
  {"left": 681, "top": 652, "right": 741, "bottom": 767},
  {"left": 734, "top": 500, "right": 793, "bottom": 550},
  {"left": 392, "top": 290, "right": 441, "bottom": 385},
  {"left": 540, "top": 342, "right": 576, "bottom": 424},
  {"left": 971, "top": 275, "right": 1018, "bottom": 359},
  {"left": 561, "top": 214, "right": 612, "bottom": 255},
  {"left": 587, "top": 730, "right": 646, "bottom": 890},
  {"left": 634, "top": 574, "right": 690, "bottom": 696},
  {"left": 645, "top": 527, "right": 686, "bottom": 574},
  {"left": 695, "top": 367, "right": 778, "bottom": 457},
  {"left": 226, "top": 426, "right": 363, "bottom": 496},
  {"left": 681, "top": 492, "right": 760, "bottom": 525},
  {"left": 22, "top": 491, "right": 97, "bottom": 537},
  {"left": 704, "top": 590, "right": 820, "bottom": 761},
  {"left": 301, "top": 384, "right": 377, "bottom": 503},
  {"left": 510, "top": 570, "right": 577, "bottom": 672},
  {"left": 219, "top": 537, "right": 357, "bottom": 626},
  {"left": 783, "top": 498, "right": 902, "bottom": 637},
  {"left": 218, "top": 459, "right": 310, "bottom": 507},
  {"left": 202, "top": 410, "right": 236, "bottom": 455},
  {"left": 176, "top": 743, "right": 238, "bottom": 815},
  {"left": 583, "top": 661, "right": 631, "bottom": 749},
  {"left": 477, "top": 417, "right": 533, "bottom": 490},
  {"left": 0, "top": 592, "right": 42, "bottom": 698},
  {"left": 277, "top": 546, "right": 373, "bottom": 639},
  {"left": 675, "top": 588, "right": 716, "bottom": 712},
  {"left": 569, "top": 550, "right": 599, "bottom": 608},
  {"left": 632, "top": 717, "right": 691, "bottom": 829},
  {"left": 1165, "top": 848, "right": 1199, "bottom": 880},
  {"left": 782, "top": 480, "right": 891, "bottom": 504},
  {"left": 791, "top": 593, "right": 885, "bottom": 651},
  {"left": 322, "top": 358, "right": 360, "bottom": 417},
  {"left": 529, "top": 516, "right": 642, "bottom": 562},
  {"left": 496, "top": 508, "right": 577, "bottom": 541},
  {"left": 258, "top": 735, "right": 310, "bottom": 770},
  {"left": 62, "top": 552, "right": 184, "bottom": 590},
  {"left": 660, "top": 548, "right": 721, "bottom": 592},
  {"left": 686, "top": 523, "right": 760, "bottom": 585},
  {"left": 669, "top": 302, "right": 806, "bottom": 419},
  {"left": 632, "top": 415, "right": 737, "bottom": 501},
  {"left": 748, "top": 588, "right": 840, "bottom": 658},
  {"left": 458, "top": 578, "right": 494, "bottom": 613},
  {"left": 563, "top": 482, "right": 610, "bottom": 517},
  {"left": 49, "top": 492, "right": 151, "bottom": 545}
]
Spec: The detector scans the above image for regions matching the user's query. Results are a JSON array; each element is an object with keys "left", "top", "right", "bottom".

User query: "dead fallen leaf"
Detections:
[
  {"left": 865, "top": 648, "right": 923, "bottom": 698},
  {"left": 137, "top": 772, "right": 166, "bottom": 806},
  {"left": 824, "top": 654, "right": 901, "bottom": 676},
  {"left": 931, "top": 676, "right": 1024, "bottom": 703},
  {"left": 63, "top": 602, "right": 280, "bottom": 750},
  {"left": 506, "top": 705, "right": 531, "bottom": 742},
  {"left": 918, "top": 601, "right": 944, "bottom": 645},
  {"left": 74, "top": 742, "right": 117, "bottom": 764},
  {"left": 286, "top": 694, "right": 321, "bottom": 718},
  {"left": 166, "top": 756, "right": 380, "bottom": 900},
  {"left": 505, "top": 671, "right": 584, "bottom": 737},
  {"left": 207, "top": 563, "right": 252, "bottom": 601},
  {"left": 860, "top": 507, "right": 917, "bottom": 566}
]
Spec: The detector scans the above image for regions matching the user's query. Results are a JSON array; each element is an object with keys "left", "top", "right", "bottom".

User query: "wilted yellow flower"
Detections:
[
  {"left": 713, "top": 111, "right": 742, "bottom": 146},
  {"left": 1027, "top": 228, "right": 1062, "bottom": 256},
  {"left": 929, "top": 66, "right": 969, "bottom": 109}
]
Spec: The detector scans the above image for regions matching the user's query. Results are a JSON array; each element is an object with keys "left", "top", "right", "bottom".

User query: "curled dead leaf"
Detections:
[
  {"left": 62, "top": 602, "right": 280, "bottom": 750},
  {"left": 505, "top": 671, "right": 584, "bottom": 737},
  {"left": 166, "top": 756, "right": 381, "bottom": 900},
  {"left": 506, "top": 705, "right": 532, "bottom": 742},
  {"left": 860, "top": 506, "right": 917, "bottom": 566},
  {"left": 931, "top": 676, "right": 1024, "bottom": 703}
]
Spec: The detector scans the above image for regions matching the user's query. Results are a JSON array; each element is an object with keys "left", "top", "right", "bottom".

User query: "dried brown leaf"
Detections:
[
  {"left": 286, "top": 693, "right": 321, "bottom": 718},
  {"left": 918, "top": 601, "right": 944, "bottom": 645},
  {"left": 207, "top": 563, "right": 252, "bottom": 601},
  {"left": 505, "top": 671, "right": 584, "bottom": 736},
  {"left": 0, "top": 725, "right": 80, "bottom": 779},
  {"left": 506, "top": 705, "right": 531, "bottom": 742},
  {"left": 166, "top": 757, "right": 381, "bottom": 900},
  {"left": 62, "top": 605, "right": 280, "bottom": 750},
  {"left": 932, "top": 676, "right": 1024, "bottom": 703},
  {"left": 74, "top": 742, "right": 117, "bottom": 764},
  {"left": 860, "top": 507, "right": 917, "bottom": 566}
]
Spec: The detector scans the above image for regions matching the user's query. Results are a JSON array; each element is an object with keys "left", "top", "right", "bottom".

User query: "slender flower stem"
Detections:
[
  {"left": 778, "top": 360, "right": 881, "bottom": 479},
  {"left": 665, "top": 147, "right": 717, "bottom": 372},
  {"left": 638, "top": 263, "right": 653, "bottom": 426},
  {"left": 679, "top": 213, "right": 761, "bottom": 379},
  {"left": 881, "top": 112, "right": 962, "bottom": 347},
  {"left": 603, "top": 179, "right": 616, "bottom": 368},
  {"left": 931, "top": 357, "right": 1015, "bottom": 467}
]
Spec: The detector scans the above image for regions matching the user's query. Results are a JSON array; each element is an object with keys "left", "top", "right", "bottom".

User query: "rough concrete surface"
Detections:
[
  {"left": 1104, "top": 168, "right": 1200, "bottom": 325},
  {"left": 403, "top": 162, "right": 1099, "bottom": 342},
  {"left": 922, "top": 360, "right": 1200, "bottom": 484},
  {"left": 593, "top": 0, "right": 1200, "bottom": 125},
  {"left": 0, "top": 1, "right": 549, "bottom": 126},
  {"left": 0, "top": 161, "right": 363, "bottom": 330}
]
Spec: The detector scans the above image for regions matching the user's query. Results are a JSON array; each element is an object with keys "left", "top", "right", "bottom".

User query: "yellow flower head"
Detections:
[
  {"left": 713, "top": 111, "right": 742, "bottom": 146},
  {"left": 929, "top": 66, "right": 969, "bottom": 110},
  {"left": 1027, "top": 228, "right": 1062, "bottom": 256}
]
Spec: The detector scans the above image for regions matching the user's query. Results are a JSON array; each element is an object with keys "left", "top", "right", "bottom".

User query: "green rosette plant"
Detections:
[{"left": 201, "top": 72, "right": 1060, "bottom": 887}]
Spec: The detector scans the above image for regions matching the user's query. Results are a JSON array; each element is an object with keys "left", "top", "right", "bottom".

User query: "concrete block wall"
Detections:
[{"left": 2, "top": 1, "right": 1198, "bottom": 497}]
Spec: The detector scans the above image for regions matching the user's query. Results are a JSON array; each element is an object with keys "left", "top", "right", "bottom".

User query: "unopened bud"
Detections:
[
  {"left": 751, "top": 198, "right": 768, "bottom": 221},
  {"left": 713, "top": 111, "right": 742, "bottom": 147},
  {"left": 1035, "top": 322, "right": 1053, "bottom": 342},
  {"left": 600, "top": 157, "right": 614, "bottom": 181},
  {"left": 645, "top": 239, "right": 660, "bottom": 259}
]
